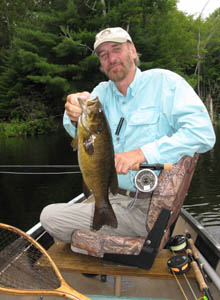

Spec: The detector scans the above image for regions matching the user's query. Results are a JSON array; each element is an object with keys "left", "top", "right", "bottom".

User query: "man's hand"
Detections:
[
  {"left": 115, "top": 149, "right": 146, "bottom": 174},
  {"left": 65, "top": 91, "right": 91, "bottom": 122}
]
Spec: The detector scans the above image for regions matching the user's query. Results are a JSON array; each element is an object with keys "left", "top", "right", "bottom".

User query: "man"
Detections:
[{"left": 40, "top": 27, "right": 215, "bottom": 243}]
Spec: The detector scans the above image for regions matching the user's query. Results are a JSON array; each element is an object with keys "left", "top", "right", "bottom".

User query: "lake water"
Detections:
[{"left": 0, "top": 125, "right": 220, "bottom": 242}]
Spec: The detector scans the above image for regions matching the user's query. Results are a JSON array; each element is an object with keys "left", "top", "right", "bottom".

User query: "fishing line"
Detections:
[
  {"left": 0, "top": 165, "right": 79, "bottom": 168},
  {"left": 0, "top": 171, "right": 81, "bottom": 175},
  {"left": 170, "top": 270, "right": 189, "bottom": 300},
  {"left": 184, "top": 275, "right": 198, "bottom": 300},
  {"left": 115, "top": 190, "right": 148, "bottom": 216},
  {"left": 171, "top": 259, "right": 198, "bottom": 300},
  {"left": 127, "top": 191, "right": 139, "bottom": 210},
  {"left": 0, "top": 165, "right": 81, "bottom": 174}
]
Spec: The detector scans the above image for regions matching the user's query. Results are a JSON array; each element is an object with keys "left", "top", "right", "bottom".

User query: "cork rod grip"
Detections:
[
  {"left": 187, "top": 236, "right": 199, "bottom": 260},
  {"left": 132, "top": 163, "right": 173, "bottom": 171},
  {"left": 186, "top": 248, "right": 208, "bottom": 291}
]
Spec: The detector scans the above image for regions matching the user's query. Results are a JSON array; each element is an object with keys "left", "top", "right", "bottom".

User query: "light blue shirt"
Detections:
[{"left": 63, "top": 68, "right": 216, "bottom": 191}]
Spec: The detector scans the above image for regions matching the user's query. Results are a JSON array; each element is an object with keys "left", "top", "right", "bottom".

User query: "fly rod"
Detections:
[{"left": 185, "top": 243, "right": 214, "bottom": 300}]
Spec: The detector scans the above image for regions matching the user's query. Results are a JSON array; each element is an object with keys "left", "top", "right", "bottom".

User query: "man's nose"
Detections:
[{"left": 108, "top": 52, "right": 117, "bottom": 63}]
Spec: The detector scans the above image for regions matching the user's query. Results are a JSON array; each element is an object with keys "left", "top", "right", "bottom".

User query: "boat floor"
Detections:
[{"left": 1, "top": 240, "right": 220, "bottom": 300}]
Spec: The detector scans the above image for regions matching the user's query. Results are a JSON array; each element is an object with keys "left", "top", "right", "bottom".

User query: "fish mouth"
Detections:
[
  {"left": 87, "top": 97, "right": 99, "bottom": 108},
  {"left": 86, "top": 97, "right": 103, "bottom": 114},
  {"left": 79, "top": 97, "right": 101, "bottom": 133},
  {"left": 77, "top": 97, "right": 99, "bottom": 113}
]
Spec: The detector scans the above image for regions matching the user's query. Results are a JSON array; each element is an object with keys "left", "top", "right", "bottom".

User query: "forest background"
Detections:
[{"left": 0, "top": 0, "right": 220, "bottom": 136}]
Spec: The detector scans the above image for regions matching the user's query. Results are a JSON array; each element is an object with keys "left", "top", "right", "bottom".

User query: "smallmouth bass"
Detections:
[{"left": 73, "top": 97, "right": 118, "bottom": 231}]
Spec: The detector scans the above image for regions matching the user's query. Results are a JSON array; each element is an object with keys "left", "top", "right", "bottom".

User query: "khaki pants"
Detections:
[{"left": 40, "top": 193, "right": 150, "bottom": 243}]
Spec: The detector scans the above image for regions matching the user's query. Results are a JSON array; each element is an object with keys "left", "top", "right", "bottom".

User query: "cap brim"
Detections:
[{"left": 94, "top": 37, "right": 130, "bottom": 51}]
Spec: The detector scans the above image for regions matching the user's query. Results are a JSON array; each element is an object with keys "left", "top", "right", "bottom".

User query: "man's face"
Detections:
[{"left": 96, "top": 42, "right": 136, "bottom": 83}]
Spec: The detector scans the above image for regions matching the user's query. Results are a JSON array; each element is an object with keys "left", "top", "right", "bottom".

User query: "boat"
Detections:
[
  {"left": 0, "top": 155, "right": 220, "bottom": 299},
  {"left": 0, "top": 192, "right": 218, "bottom": 300}
]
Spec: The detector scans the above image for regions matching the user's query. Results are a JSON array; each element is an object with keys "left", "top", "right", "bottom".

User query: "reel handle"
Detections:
[{"left": 132, "top": 163, "right": 173, "bottom": 171}]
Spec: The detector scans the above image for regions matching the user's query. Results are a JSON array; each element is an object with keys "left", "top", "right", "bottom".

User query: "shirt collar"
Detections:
[{"left": 110, "top": 68, "right": 142, "bottom": 97}]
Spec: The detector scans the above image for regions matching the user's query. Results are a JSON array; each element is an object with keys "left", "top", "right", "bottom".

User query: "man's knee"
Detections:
[{"left": 40, "top": 204, "right": 54, "bottom": 230}]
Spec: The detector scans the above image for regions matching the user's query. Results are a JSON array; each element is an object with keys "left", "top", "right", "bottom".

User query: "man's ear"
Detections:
[{"left": 129, "top": 42, "right": 137, "bottom": 58}]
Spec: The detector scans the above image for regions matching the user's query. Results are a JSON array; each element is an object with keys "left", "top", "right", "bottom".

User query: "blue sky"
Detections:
[{"left": 177, "top": 0, "right": 220, "bottom": 18}]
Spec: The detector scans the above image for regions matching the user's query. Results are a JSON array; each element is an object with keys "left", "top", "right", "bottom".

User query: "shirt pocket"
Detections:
[{"left": 127, "top": 107, "right": 160, "bottom": 143}]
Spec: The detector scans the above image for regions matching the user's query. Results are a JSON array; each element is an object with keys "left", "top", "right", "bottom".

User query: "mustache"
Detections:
[
  {"left": 99, "top": 61, "right": 123, "bottom": 75},
  {"left": 107, "top": 62, "right": 123, "bottom": 72}
]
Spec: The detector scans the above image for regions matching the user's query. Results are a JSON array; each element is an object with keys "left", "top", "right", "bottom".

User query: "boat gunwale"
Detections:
[{"left": 181, "top": 207, "right": 220, "bottom": 258}]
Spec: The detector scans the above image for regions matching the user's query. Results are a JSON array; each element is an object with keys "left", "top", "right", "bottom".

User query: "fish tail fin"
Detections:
[{"left": 92, "top": 203, "right": 118, "bottom": 231}]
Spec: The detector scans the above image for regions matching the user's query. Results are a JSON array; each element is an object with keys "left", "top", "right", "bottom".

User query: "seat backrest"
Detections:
[{"left": 147, "top": 153, "right": 199, "bottom": 250}]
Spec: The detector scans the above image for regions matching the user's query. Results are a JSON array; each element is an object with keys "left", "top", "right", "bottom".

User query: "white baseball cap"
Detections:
[{"left": 94, "top": 27, "right": 133, "bottom": 51}]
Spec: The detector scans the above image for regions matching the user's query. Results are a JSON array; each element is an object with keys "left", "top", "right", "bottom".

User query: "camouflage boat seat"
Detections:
[{"left": 71, "top": 154, "right": 199, "bottom": 269}]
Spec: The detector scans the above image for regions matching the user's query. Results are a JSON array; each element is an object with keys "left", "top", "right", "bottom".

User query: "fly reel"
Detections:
[
  {"left": 168, "top": 235, "right": 187, "bottom": 252},
  {"left": 134, "top": 169, "right": 158, "bottom": 193},
  {"left": 167, "top": 255, "right": 191, "bottom": 275}
]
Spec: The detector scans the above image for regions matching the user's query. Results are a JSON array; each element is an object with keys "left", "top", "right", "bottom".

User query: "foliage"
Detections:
[
  {"left": 0, "top": 0, "right": 52, "bottom": 63},
  {"left": 0, "top": 96, "right": 59, "bottom": 136},
  {"left": 0, "top": 117, "right": 59, "bottom": 137},
  {"left": 199, "top": 9, "right": 220, "bottom": 102},
  {"left": 0, "top": 0, "right": 220, "bottom": 135}
]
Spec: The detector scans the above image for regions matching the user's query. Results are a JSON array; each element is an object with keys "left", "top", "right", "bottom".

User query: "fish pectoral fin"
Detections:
[
  {"left": 83, "top": 135, "right": 95, "bottom": 155},
  {"left": 71, "top": 137, "right": 78, "bottom": 151},
  {"left": 92, "top": 204, "right": 118, "bottom": 231}
]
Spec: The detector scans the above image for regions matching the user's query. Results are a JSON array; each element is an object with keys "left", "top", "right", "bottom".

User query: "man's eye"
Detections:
[
  {"left": 113, "top": 46, "right": 122, "bottom": 52},
  {"left": 99, "top": 53, "right": 107, "bottom": 60}
]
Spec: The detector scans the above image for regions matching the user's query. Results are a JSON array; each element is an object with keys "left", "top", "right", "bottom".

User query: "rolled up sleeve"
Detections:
[
  {"left": 141, "top": 78, "right": 216, "bottom": 164},
  {"left": 63, "top": 110, "right": 77, "bottom": 138}
]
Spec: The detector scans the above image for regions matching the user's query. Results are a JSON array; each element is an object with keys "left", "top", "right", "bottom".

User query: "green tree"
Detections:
[
  {"left": 193, "top": 8, "right": 220, "bottom": 116},
  {"left": 1, "top": 0, "right": 218, "bottom": 135},
  {"left": 0, "top": 0, "right": 51, "bottom": 60},
  {"left": 0, "top": 0, "right": 79, "bottom": 121}
]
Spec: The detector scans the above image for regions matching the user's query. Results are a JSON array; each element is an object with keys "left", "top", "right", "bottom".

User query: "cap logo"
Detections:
[{"left": 100, "top": 29, "right": 112, "bottom": 36}]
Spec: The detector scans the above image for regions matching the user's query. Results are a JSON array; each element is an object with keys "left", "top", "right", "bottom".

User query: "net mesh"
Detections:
[{"left": 0, "top": 227, "right": 61, "bottom": 290}]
